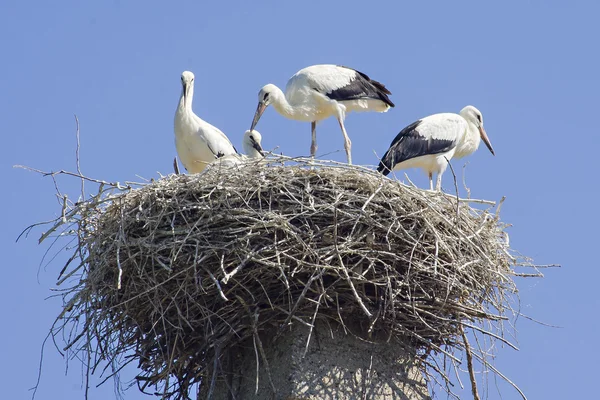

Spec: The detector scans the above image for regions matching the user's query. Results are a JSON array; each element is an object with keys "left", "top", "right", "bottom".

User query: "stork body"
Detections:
[
  {"left": 377, "top": 106, "right": 495, "bottom": 191},
  {"left": 174, "top": 71, "right": 238, "bottom": 174},
  {"left": 250, "top": 64, "right": 394, "bottom": 164}
]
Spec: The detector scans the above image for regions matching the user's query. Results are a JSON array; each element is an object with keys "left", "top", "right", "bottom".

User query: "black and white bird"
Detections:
[
  {"left": 212, "top": 130, "right": 265, "bottom": 168},
  {"left": 241, "top": 129, "right": 264, "bottom": 159},
  {"left": 377, "top": 106, "right": 495, "bottom": 191},
  {"left": 174, "top": 71, "right": 238, "bottom": 174},
  {"left": 250, "top": 64, "right": 394, "bottom": 164}
]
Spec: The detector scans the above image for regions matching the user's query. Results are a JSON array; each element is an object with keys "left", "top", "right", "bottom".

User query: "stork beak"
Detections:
[
  {"left": 250, "top": 102, "right": 266, "bottom": 131},
  {"left": 251, "top": 136, "right": 265, "bottom": 157},
  {"left": 182, "top": 83, "right": 188, "bottom": 109},
  {"left": 479, "top": 126, "right": 495, "bottom": 156}
]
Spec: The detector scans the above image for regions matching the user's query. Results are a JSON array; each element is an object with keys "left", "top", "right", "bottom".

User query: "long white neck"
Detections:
[
  {"left": 269, "top": 86, "right": 302, "bottom": 119},
  {"left": 175, "top": 83, "right": 198, "bottom": 137},
  {"left": 177, "top": 84, "right": 194, "bottom": 114},
  {"left": 455, "top": 120, "right": 481, "bottom": 159}
]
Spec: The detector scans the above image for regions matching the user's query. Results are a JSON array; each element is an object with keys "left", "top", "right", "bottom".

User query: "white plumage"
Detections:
[
  {"left": 250, "top": 64, "right": 394, "bottom": 164},
  {"left": 377, "top": 105, "right": 495, "bottom": 191},
  {"left": 214, "top": 130, "right": 265, "bottom": 168},
  {"left": 241, "top": 129, "right": 264, "bottom": 159},
  {"left": 174, "top": 71, "right": 238, "bottom": 174}
]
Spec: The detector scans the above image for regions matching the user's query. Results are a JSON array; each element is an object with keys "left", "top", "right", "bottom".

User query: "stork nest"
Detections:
[{"left": 30, "top": 157, "right": 539, "bottom": 399}]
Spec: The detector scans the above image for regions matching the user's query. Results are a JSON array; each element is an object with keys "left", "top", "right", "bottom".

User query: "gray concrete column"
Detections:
[{"left": 202, "top": 322, "right": 431, "bottom": 400}]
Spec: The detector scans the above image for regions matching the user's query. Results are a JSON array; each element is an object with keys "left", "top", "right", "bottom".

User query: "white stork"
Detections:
[
  {"left": 242, "top": 129, "right": 265, "bottom": 159},
  {"left": 377, "top": 105, "right": 495, "bottom": 191},
  {"left": 250, "top": 64, "right": 394, "bottom": 164},
  {"left": 211, "top": 130, "right": 265, "bottom": 168},
  {"left": 174, "top": 71, "right": 238, "bottom": 174}
]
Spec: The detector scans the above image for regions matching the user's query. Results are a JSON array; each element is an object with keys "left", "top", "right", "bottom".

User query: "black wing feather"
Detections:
[
  {"left": 323, "top": 65, "right": 395, "bottom": 108},
  {"left": 377, "top": 120, "right": 456, "bottom": 175}
]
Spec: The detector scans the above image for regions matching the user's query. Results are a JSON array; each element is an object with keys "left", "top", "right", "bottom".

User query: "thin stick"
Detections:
[
  {"left": 445, "top": 156, "right": 460, "bottom": 217},
  {"left": 461, "top": 324, "right": 480, "bottom": 400},
  {"left": 74, "top": 115, "right": 84, "bottom": 199}
]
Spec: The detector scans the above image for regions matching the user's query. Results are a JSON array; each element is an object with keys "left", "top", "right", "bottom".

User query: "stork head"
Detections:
[
  {"left": 250, "top": 84, "right": 277, "bottom": 131},
  {"left": 460, "top": 105, "right": 495, "bottom": 156},
  {"left": 243, "top": 129, "right": 265, "bottom": 158},
  {"left": 180, "top": 71, "right": 195, "bottom": 108}
]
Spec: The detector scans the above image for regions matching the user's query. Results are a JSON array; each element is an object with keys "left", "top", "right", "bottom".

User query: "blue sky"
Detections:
[{"left": 1, "top": 1, "right": 598, "bottom": 398}]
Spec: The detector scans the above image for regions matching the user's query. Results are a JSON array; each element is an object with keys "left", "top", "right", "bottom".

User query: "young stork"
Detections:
[
  {"left": 250, "top": 64, "right": 395, "bottom": 164},
  {"left": 377, "top": 105, "right": 495, "bottom": 191},
  {"left": 242, "top": 129, "right": 265, "bottom": 159},
  {"left": 174, "top": 71, "right": 238, "bottom": 174},
  {"left": 212, "top": 130, "right": 265, "bottom": 168}
]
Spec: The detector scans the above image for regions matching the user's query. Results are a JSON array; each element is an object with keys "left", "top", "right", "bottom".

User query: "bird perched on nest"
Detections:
[
  {"left": 241, "top": 129, "right": 264, "bottom": 159},
  {"left": 249, "top": 64, "right": 395, "bottom": 165},
  {"left": 174, "top": 130, "right": 264, "bottom": 173},
  {"left": 174, "top": 71, "right": 239, "bottom": 174},
  {"left": 214, "top": 130, "right": 266, "bottom": 168},
  {"left": 377, "top": 105, "right": 495, "bottom": 191}
]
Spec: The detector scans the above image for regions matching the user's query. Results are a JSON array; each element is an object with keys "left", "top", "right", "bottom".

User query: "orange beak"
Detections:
[
  {"left": 479, "top": 126, "right": 495, "bottom": 156},
  {"left": 250, "top": 101, "right": 267, "bottom": 132}
]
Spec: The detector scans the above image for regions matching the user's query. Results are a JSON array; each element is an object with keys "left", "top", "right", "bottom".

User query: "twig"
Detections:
[
  {"left": 30, "top": 331, "right": 52, "bottom": 400},
  {"left": 337, "top": 253, "right": 372, "bottom": 318},
  {"left": 470, "top": 351, "right": 528, "bottom": 400},
  {"left": 462, "top": 162, "right": 471, "bottom": 199},
  {"left": 204, "top": 267, "right": 229, "bottom": 301},
  {"left": 74, "top": 114, "right": 84, "bottom": 200},
  {"left": 14, "top": 165, "right": 130, "bottom": 189},
  {"left": 460, "top": 324, "right": 480, "bottom": 400},
  {"left": 444, "top": 156, "right": 460, "bottom": 217}
]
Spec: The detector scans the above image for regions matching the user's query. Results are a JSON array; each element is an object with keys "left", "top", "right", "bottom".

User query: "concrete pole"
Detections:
[{"left": 202, "top": 322, "right": 431, "bottom": 400}]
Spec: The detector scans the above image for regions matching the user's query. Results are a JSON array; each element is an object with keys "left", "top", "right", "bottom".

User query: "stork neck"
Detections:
[
  {"left": 454, "top": 121, "right": 481, "bottom": 159},
  {"left": 270, "top": 87, "right": 299, "bottom": 118},
  {"left": 467, "top": 122, "right": 481, "bottom": 144},
  {"left": 178, "top": 85, "right": 194, "bottom": 112}
]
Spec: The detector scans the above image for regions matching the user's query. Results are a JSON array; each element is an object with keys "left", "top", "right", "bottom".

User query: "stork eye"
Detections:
[
  {"left": 263, "top": 93, "right": 269, "bottom": 101},
  {"left": 477, "top": 114, "right": 482, "bottom": 122}
]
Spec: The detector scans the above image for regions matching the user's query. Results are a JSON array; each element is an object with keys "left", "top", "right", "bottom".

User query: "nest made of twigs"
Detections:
[{"left": 40, "top": 157, "right": 536, "bottom": 399}]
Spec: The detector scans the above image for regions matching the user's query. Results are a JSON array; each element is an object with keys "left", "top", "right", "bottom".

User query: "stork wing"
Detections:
[
  {"left": 377, "top": 113, "right": 465, "bottom": 174},
  {"left": 286, "top": 64, "right": 394, "bottom": 107},
  {"left": 195, "top": 118, "right": 239, "bottom": 158}
]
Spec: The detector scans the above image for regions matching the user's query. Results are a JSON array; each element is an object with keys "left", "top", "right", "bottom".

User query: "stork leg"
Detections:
[
  {"left": 310, "top": 121, "right": 317, "bottom": 159},
  {"left": 428, "top": 173, "right": 434, "bottom": 191},
  {"left": 336, "top": 118, "right": 352, "bottom": 164},
  {"left": 435, "top": 173, "right": 443, "bottom": 191}
]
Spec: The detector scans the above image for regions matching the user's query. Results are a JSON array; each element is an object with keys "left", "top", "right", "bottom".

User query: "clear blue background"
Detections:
[{"left": 2, "top": 1, "right": 597, "bottom": 399}]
